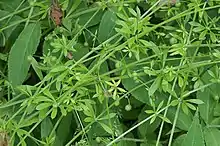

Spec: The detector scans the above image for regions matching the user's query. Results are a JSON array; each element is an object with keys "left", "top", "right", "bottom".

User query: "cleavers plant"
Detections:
[{"left": 1, "top": 0, "right": 220, "bottom": 146}]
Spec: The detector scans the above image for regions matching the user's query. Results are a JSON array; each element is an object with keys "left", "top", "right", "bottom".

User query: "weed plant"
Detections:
[{"left": 1, "top": 0, "right": 220, "bottom": 146}]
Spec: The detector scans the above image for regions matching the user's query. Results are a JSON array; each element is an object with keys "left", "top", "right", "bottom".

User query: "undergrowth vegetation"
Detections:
[{"left": 1, "top": 0, "right": 220, "bottom": 145}]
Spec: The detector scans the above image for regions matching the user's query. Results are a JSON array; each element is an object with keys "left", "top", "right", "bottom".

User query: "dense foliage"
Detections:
[{"left": 1, "top": 0, "right": 220, "bottom": 146}]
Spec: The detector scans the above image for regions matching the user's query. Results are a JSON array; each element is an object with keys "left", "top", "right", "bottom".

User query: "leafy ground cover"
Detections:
[{"left": 1, "top": 0, "right": 220, "bottom": 145}]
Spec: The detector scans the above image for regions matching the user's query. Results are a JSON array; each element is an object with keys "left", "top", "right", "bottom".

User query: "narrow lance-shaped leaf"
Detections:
[
  {"left": 8, "top": 23, "right": 41, "bottom": 87},
  {"left": 148, "top": 75, "right": 162, "bottom": 96}
]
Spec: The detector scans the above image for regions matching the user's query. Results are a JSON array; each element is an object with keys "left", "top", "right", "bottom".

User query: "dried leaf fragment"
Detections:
[{"left": 50, "top": 0, "right": 63, "bottom": 26}]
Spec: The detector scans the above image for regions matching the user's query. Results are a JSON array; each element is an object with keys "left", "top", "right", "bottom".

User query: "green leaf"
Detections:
[
  {"left": 29, "top": 56, "right": 43, "bottom": 80},
  {"left": 208, "top": 70, "right": 215, "bottom": 78},
  {"left": 204, "top": 127, "right": 220, "bottom": 146},
  {"left": 185, "top": 102, "right": 196, "bottom": 111},
  {"left": 62, "top": 17, "right": 72, "bottom": 31},
  {"left": 171, "top": 100, "right": 179, "bottom": 106},
  {"left": 0, "top": 10, "right": 22, "bottom": 46},
  {"left": 139, "top": 40, "right": 160, "bottom": 56},
  {"left": 66, "top": 0, "right": 81, "bottom": 16},
  {"left": 138, "top": 106, "right": 161, "bottom": 138},
  {"left": 210, "top": 31, "right": 217, "bottom": 42},
  {"left": 145, "top": 110, "right": 154, "bottom": 114},
  {"left": 98, "top": 10, "right": 117, "bottom": 43},
  {"left": 99, "top": 122, "right": 113, "bottom": 135},
  {"left": 193, "top": 26, "right": 205, "bottom": 32},
  {"left": 33, "top": 96, "right": 52, "bottom": 103},
  {"left": 54, "top": 113, "right": 73, "bottom": 146},
  {"left": 186, "top": 99, "right": 204, "bottom": 104},
  {"left": 197, "top": 87, "right": 215, "bottom": 124},
  {"left": 50, "top": 66, "right": 67, "bottom": 73},
  {"left": 157, "top": 100, "right": 164, "bottom": 111},
  {"left": 167, "top": 107, "right": 193, "bottom": 131},
  {"left": 98, "top": 113, "right": 116, "bottom": 121},
  {"left": 51, "top": 107, "right": 57, "bottom": 119},
  {"left": 210, "top": 117, "right": 220, "bottom": 125},
  {"left": 36, "top": 103, "right": 51, "bottom": 110},
  {"left": 178, "top": 76, "right": 184, "bottom": 87},
  {"left": 60, "top": 105, "right": 67, "bottom": 116},
  {"left": 43, "top": 89, "right": 54, "bottom": 100},
  {"left": 173, "top": 134, "right": 186, "bottom": 146},
  {"left": 84, "top": 117, "right": 94, "bottom": 123},
  {"left": 148, "top": 76, "right": 162, "bottom": 96},
  {"left": 182, "top": 103, "right": 189, "bottom": 115},
  {"left": 181, "top": 111, "right": 205, "bottom": 146},
  {"left": 189, "top": 21, "right": 202, "bottom": 26},
  {"left": 8, "top": 23, "right": 41, "bottom": 87},
  {"left": 77, "top": 9, "right": 103, "bottom": 28},
  {"left": 128, "top": 8, "right": 137, "bottom": 17},
  {"left": 214, "top": 103, "right": 220, "bottom": 116},
  {"left": 159, "top": 116, "right": 171, "bottom": 123},
  {"left": 122, "top": 74, "right": 150, "bottom": 104},
  {"left": 197, "top": 69, "right": 218, "bottom": 124},
  {"left": 71, "top": 43, "right": 89, "bottom": 61},
  {"left": 41, "top": 117, "right": 53, "bottom": 138},
  {"left": 0, "top": 0, "right": 23, "bottom": 12},
  {"left": 199, "top": 30, "right": 207, "bottom": 40},
  {"left": 150, "top": 115, "right": 157, "bottom": 124},
  {"left": 20, "top": 116, "right": 38, "bottom": 128}
]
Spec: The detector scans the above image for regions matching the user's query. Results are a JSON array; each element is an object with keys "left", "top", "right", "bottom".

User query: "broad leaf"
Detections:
[
  {"left": 66, "top": 0, "right": 81, "bottom": 17},
  {"left": 54, "top": 113, "right": 73, "bottom": 146},
  {"left": 214, "top": 103, "right": 220, "bottom": 116},
  {"left": 77, "top": 9, "right": 103, "bottom": 28},
  {"left": 204, "top": 127, "right": 220, "bottom": 146},
  {"left": 0, "top": 0, "right": 25, "bottom": 12},
  {"left": 181, "top": 111, "right": 205, "bottom": 146},
  {"left": 71, "top": 43, "right": 89, "bottom": 61},
  {"left": 197, "top": 89, "right": 215, "bottom": 124},
  {"left": 173, "top": 134, "right": 186, "bottom": 146},
  {"left": 197, "top": 71, "right": 217, "bottom": 124},
  {"left": 98, "top": 10, "right": 117, "bottom": 43},
  {"left": 138, "top": 106, "right": 161, "bottom": 138},
  {"left": 167, "top": 107, "right": 193, "bottom": 131},
  {"left": 41, "top": 117, "right": 53, "bottom": 138},
  {"left": 0, "top": 10, "right": 22, "bottom": 46},
  {"left": 8, "top": 23, "right": 41, "bottom": 87},
  {"left": 122, "top": 77, "right": 149, "bottom": 104}
]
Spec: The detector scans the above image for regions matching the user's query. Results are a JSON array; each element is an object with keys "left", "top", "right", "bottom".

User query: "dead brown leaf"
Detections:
[{"left": 50, "top": 0, "right": 63, "bottom": 26}]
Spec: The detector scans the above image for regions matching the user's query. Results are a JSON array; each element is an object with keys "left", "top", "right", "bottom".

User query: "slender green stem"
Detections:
[
  {"left": 0, "top": 7, "right": 30, "bottom": 22},
  {"left": 25, "top": 0, "right": 37, "bottom": 27},
  {"left": 1, "top": 11, "right": 44, "bottom": 31},
  {"left": 68, "top": 7, "right": 100, "bottom": 19},
  {"left": 168, "top": 103, "right": 181, "bottom": 146}
]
